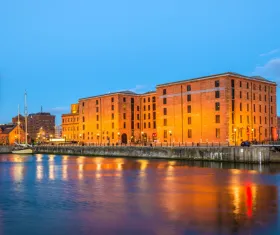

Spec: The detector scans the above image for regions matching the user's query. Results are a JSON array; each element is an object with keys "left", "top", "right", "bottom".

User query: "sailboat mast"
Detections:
[
  {"left": 24, "top": 91, "right": 28, "bottom": 145},
  {"left": 18, "top": 104, "right": 20, "bottom": 144}
]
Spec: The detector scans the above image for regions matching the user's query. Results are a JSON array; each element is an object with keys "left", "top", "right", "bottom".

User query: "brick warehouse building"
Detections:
[{"left": 62, "top": 72, "right": 277, "bottom": 145}]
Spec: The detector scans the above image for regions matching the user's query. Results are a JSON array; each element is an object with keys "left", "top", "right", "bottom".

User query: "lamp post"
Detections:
[
  {"left": 234, "top": 128, "right": 237, "bottom": 146},
  {"left": 251, "top": 128, "right": 254, "bottom": 142},
  {"left": 141, "top": 131, "right": 144, "bottom": 145},
  {"left": 169, "top": 130, "right": 172, "bottom": 146},
  {"left": 118, "top": 132, "right": 120, "bottom": 144}
]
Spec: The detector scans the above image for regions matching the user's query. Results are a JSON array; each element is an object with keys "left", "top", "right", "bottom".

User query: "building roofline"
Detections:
[
  {"left": 79, "top": 90, "right": 156, "bottom": 101},
  {"left": 156, "top": 72, "right": 277, "bottom": 87}
]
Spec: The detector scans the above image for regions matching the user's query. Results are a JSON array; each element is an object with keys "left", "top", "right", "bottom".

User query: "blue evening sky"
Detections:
[{"left": 0, "top": 0, "right": 280, "bottom": 124}]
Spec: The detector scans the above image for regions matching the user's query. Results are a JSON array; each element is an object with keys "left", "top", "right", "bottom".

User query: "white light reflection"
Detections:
[
  {"left": 36, "top": 165, "right": 43, "bottom": 181},
  {"left": 77, "top": 157, "right": 85, "bottom": 180},
  {"left": 12, "top": 164, "right": 24, "bottom": 182},
  {"left": 49, "top": 164, "right": 55, "bottom": 180},
  {"left": 62, "top": 155, "right": 68, "bottom": 181}
]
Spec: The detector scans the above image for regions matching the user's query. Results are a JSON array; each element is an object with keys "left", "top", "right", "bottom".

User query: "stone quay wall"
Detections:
[
  {"left": 30, "top": 146, "right": 271, "bottom": 163},
  {"left": 0, "top": 145, "right": 273, "bottom": 163}
]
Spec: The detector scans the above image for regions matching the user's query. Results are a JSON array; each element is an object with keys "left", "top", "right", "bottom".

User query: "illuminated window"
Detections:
[
  {"left": 187, "top": 129, "right": 192, "bottom": 138},
  {"left": 215, "top": 115, "right": 220, "bottom": 123},
  {"left": 164, "top": 119, "right": 167, "bottom": 126},
  {"left": 188, "top": 117, "right": 191, "bottom": 125},
  {"left": 216, "top": 128, "right": 220, "bottom": 138},
  {"left": 215, "top": 102, "right": 220, "bottom": 111}
]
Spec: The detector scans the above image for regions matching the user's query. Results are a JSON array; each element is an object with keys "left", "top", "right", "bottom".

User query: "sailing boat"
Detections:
[{"left": 12, "top": 91, "right": 33, "bottom": 154}]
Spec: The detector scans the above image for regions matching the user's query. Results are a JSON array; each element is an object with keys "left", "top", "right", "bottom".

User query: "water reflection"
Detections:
[{"left": 0, "top": 154, "right": 280, "bottom": 234}]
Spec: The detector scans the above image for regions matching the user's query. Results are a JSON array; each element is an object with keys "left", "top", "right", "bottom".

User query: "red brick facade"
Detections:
[{"left": 62, "top": 72, "right": 277, "bottom": 145}]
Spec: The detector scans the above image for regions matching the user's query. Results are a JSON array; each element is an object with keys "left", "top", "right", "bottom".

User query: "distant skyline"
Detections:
[{"left": 1, "top": 0, "right": 280, "bottom": 125}]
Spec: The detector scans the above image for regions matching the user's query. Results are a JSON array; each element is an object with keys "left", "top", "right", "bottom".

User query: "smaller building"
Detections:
[
  {"left": 62, "top": 104, "right": 79, "bottom": 141},
  {"left": 0, "top": 124, "right": 26, "bottom": 145}
]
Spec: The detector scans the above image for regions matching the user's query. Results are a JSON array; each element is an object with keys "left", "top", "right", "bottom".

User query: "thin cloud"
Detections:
[
  {"left": 45, "top": 106, "right": 69, "bottom": 114},
  {"left": 253, "top": 58, "right": 280, "bottom": 82},
  {"left": 260, "top": 48, "right": 280, "bottom": 57},
  {"left": 129, "top": 85, "right": 146, "bottom": 92}
]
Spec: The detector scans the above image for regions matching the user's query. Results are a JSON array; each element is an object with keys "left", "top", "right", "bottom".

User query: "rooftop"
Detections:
[
  {"left": 0, "top": 124, "right": 17, "bottom": 134},
  {"left": 157, "top": 72, "right": 276, "bottom": 87}
]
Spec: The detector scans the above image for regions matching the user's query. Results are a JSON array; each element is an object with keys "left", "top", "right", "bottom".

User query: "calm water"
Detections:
[{"left": 0, "top": 154, "right": 280, "bottom": 235}]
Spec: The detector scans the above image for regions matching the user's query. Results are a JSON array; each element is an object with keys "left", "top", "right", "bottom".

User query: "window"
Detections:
[
  {"left": 271, "top": 117, "right": 273, "bottom": 125},
  {"left": 247, "top": 82, "right": 249, "bottom": 89},
  {"left": 259, "top": 116, "right": 262, "bottom": 124},
  {"left": 163, "top": 89, "right": 166, "bottom": 95},
  {"left": 188, "top": 117, "right": 191, "bottom": 125},
  {"left": 96, "top": 100, "right": 99, "bottom": 105},
  {"left": 247, "top": 104, "right": 249, "bottom": 112},
  {"left": 215, "top": 102, "right": 220, "bottom": 111},
  {"left": 96, "top": 124, "right": 99, "bottom": 129},
  {"left": 187, "top": 85, "right": 191, "bottom": 91},
  {"left": 112, "top": 132, "right": 114, "bottom": 139},
  {"left": 264, "top": 95, "right": 267, "bottom": 101},
  {"left": 247, "top": 116, "right": 249, "bottom": 124},
  {"left": 123, "top": 97, "right": 126, "bottom": 102},
  {"left": 163, "top": 98, "right": 167, "bottom": 104},
  {"left": 137, "top": 114, "right": 140, "bottom": 120},
  {"left": 153, "top": 121, "right": 156, "bottom": 129},
  {"left": 163, "top": 108, "right": 167, "bottom": 115},
  {"left": 265, "top": 117, "right": 267, "bottom": 124},
  {"left": 123, "top": 113, "right": 126, "bottom": 119},
  {"left": 112, "top": 122, "right": 114, "bottom": 128},
  {"left": 187, "top": 105, "right": 191, "bottom": 113},
  {"left": 164, "top": 119, "right": 167, "bottom": 126},
  {"left": 253, "top": 94, "right": 255, "bottom": 100},
  {"left": 153, "top": 112, "right": 156, "bottom": 119},
  {"left": 253, "top": 104, "right": 255, "bottom": 112},
  {"left": 82, "top": 102, "right": 84, "bottom": 107},
  {"left": 240, "top": 103, "right": 242, "bottom": 111},
  {"left": 82, "top": 116, "right": 85, "bottom": 122},
  {"left": 259, "top": 94, "right": 262, "bottom": 101},
  {"left": 240, "top": 115, "right": 242, "bottom": 123},
  {"left": 137, "top": 106, "right": 140, "bottom": 111},
  {"left": 123, "top": 122, "right": 126, "bottom": 128},
  {"left": 215, "top": 80, "right": 220, "bottom": 87},
  {"left": 240, "top": 81, "right": 242, "bottom": 87},
  {"left": 152, "top": 96, "right": 156, "bottom": 102},
  {"left": 265, "top": 129, "right": 267, "bottom": 137},
  {"left": 111, "top": 97, "right": 114, "bottom": 102},
  {"left": 271, "top": 96, "right": 273, "bottom": 102},
  {"left": 153, "top": 103, "right": 156, "bottom": 111},
  {"left": 144, "top": 122, "right": 146, "bottom": 128},
  {"left": 188, "top": 129, "right": 192, "bottom": 138},
  {"left": 148, "top": 113, "right": 150, "bottom": 119},
  {"left": 187, "top": 95, "right": 191, "bottom": 102},
  {"left": 164, "top": 130, "right": 167, "bottom": 138},
  {"left": 254, "top": 116, "right": 256, "bottom": 124},
  {"left": 148, "top": 122, "right": 151, "bottom": 128},
  {"left": 148, "top": 105, "right": 150, "bottom": 111},
  {"left": 259, "top": 85, "right": 261, "bottom": 91},
  {"left": 240, "top": 91, "right": 242, "bottom": 98},
  {"left": 247, "top": 92, "right": 249, "bottom": 100},
  {"left": 137, "top": 123, "right": 140, "bottom": 129},
  {"left": 259, "top": 105, "right": 261, "bottom": 112},
  {"left": 216, "top": 128, "right": 220, "bottom": 138},
  {"left": 271, "top": 106, "right": 273, "bottom": 114},
  {"left": 112, "top": 113, "right": 114, "bottom": 120},
  {"left": 215, "top": 91, "right": 220, "bottom": 98},
  {"left": 144, "top": 105, "right": 146, "bottom": 111},
  {"left": 143, "top": 98, "right": 146, "bottom": 103},
  {"left": 144, "top": 114, "right": 146, "bottom": 120},
  {"left": 111, "top": 105, "right": 114, "bottom": 111},
  {"left": 148, "top": 97, "right": 150, "bottom": 102},
  {"left": 96, "top": 115, "right": 99, "bottom": 121},
  {"left": 265, "top": 105, "right": 267, "bottom": 113},
  {"left": 215, "top": 115, "right": 220, "bottom": 123}
]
